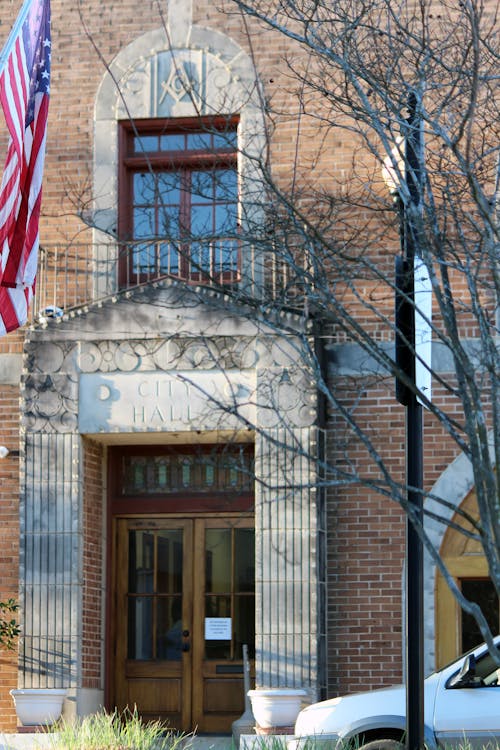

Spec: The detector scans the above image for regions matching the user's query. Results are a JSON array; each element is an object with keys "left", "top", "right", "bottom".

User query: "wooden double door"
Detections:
[{"left": 111, "top": 516, "right": 255, "bottom": 732}]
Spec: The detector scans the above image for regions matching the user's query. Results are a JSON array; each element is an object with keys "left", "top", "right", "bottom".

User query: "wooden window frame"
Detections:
[{"left": 118, "top": 116, "right": 240, "bottom": 288}]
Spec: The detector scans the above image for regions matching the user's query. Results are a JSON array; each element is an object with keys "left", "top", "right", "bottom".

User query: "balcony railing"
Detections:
[{"left": 32, "top": 240, "right": 312, "bottom": 324}]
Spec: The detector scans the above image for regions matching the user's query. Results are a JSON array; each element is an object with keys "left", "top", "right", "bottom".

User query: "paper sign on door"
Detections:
[{"left": 205, "top": 617, "right": 232, "bottom": 640}]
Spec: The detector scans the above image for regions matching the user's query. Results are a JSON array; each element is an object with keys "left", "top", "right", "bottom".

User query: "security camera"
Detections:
[{"left": 43, "top": 305, "right": 64, "bottom": 318}]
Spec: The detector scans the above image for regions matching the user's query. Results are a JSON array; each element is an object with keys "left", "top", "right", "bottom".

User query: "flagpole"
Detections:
[{"left": 0, "top": 0, "right": 33, "bottom": 77}]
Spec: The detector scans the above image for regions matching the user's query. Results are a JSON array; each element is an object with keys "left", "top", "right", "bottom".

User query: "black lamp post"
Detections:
[{"left": 385, "top": 93, "right": 425, "bottom": 750}]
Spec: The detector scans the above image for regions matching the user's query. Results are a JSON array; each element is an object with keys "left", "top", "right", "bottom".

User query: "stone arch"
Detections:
[
  {"left": 92, "top": 19, "right": 266, "bottom": 241},
  {"left": 423, "top": 443, "right": 495, "bottom": 672}
]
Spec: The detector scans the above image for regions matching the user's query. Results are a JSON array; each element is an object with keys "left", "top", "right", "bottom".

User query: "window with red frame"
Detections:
[{"left": 118, "top": 117, "right": 240, "bottom": 286}]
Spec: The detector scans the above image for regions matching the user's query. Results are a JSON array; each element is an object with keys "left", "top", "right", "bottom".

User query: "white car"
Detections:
[{"left": 291, "top": 641, "right": 500, "bottom": 750}]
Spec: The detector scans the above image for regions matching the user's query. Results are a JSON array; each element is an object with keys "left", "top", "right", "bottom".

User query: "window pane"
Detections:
[
  {"left": 206, "top": 529, "right": 231, "bottom": 593},
  {"left": 204, "top": 596, "right": 232, "bottom": 659},
  {"left": 461, "top": 578, "right": 499, "bottom": 652},
  {"left": 157, "top": 531, "right": 183, "bottom": 594},
  {"left": 215, "top": 169, "right": 238, "bottom": 198},
  {"left": 158, "top": 597, "right": 183, "bottom": 660},
  {"left": 234, "top": 529, "right": 254, "bottom": 592},
  {"left": 134, "top": 172, "right": 157, "bottom": 203},
  {"left": 134, "top": 135, "right": 159, "bottom": 153},
  {"left": 122, "top": 450, "right": 254, "bottom": 495},
  {"left": 128, "top": 597, "right": 153, "bottom": 659},
  {"left": 215, "top": 204, "right": 238, "bottom": 234},
  {"left": 160, "top": 134, "right": 186, "bottom": 151},
  {"left": 187, "top": 132, "right": 212, "bottom": 150},
  {"left": 191, "top": 205, "right": 214, "bottom": 236},
  {"left": 213, "top": 132, "right": 238, "bottom": 149},
  {"left": 158, "top": 205, "right": 180, "bottom": 238},
  {"left": 129, "top": 531, "right": 154, "bottom": 593},
  {"left": 157, "top": 172, "right": 181, "bottom": 203},
  {"left": 234, "top": 595, "right": 255, "bottom": 659},
  {"left": 191, "top": 171, "right": 214, "bottom": 203},
  {"left": 133, "top": 207, "right": 156, "bottom": 238}
]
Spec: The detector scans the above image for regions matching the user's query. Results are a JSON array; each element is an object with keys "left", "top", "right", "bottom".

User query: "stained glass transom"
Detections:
[{"left": 122, "top": 449, "right": 253, "bottom": 495}]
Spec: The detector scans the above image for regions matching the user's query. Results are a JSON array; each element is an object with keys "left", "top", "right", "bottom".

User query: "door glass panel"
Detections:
[
  {"left": 128, "top": 597, "right": 153, "bottom": 659},
  {"left": 461, "top": 578, "right": 499, "bottom": 652},
  {"left": 129, "top": 531, "right": 154, "bottom": 593},
  {"left": 204, "top": 526, "right": 255, "bottom": 660},
  {"left": 234, "top": 595, "right": 255, "bottom": 659},
  {"left": 205, "top": 595, "right": 231, "bottom": 659},
  {"left": 157, "top": 530, "right": 183, "bottom": 593},
  {"left": 158, "top": 597, "right": 183, "bottom": 660},
  {"left": 127, "top": 529, "right": 184, "bottom": 661},
  {"left": 234, "top": 529, "right": 255, "bottom": 592},
  {"left": 206, "top": 529, "right": 231, "bottom": 593}
]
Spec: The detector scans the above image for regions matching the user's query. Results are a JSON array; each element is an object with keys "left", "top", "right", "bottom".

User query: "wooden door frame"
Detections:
[
  {"left": 436, "top": 556, "right": 489, "bottom": 668},
  {"left": 107, "top": 511, "right": 254, "bottom": 728},
  {"left": 191, "top": 516, "right": 254, "bottom": 732},
  {"left": 435, "top": 488, "right": 486, "bottom": 668},
  {"left": 105, "top": 443, "right": 254, "bottom": 713},
  {"left": 111, "top": 517, "right": 195, "bottom": 727}
]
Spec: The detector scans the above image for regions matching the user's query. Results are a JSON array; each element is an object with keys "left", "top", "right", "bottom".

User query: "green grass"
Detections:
[{"left": 48, "top": 707, "right": 187, "bottom": 750}]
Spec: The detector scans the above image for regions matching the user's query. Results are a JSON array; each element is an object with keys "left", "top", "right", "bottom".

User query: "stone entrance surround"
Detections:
[{"left": 20, "top": 283, "right": 325, "bottom": 713}]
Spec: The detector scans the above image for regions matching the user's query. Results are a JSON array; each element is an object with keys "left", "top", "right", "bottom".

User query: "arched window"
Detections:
[
  {"left": 93, "top": 26, "right": 265, "bottom": 297},
  {"left": 435, "top": 489, "right": 498, "bottom": 666}
]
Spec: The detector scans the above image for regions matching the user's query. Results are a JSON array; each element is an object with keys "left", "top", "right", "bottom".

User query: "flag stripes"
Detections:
[{"left": 0, "top": 0, "right": 51, "bottom": 333}]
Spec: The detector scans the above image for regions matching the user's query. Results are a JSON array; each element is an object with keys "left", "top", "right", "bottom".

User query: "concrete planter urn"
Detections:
[
  {"left": 10, "top": 688, "right": 67, "bottom": 726},
  {"left": 248, "top": 688, "right": 308, "bottom": 730}
]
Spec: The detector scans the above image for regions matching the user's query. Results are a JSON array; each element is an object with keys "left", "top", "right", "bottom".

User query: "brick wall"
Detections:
[
  {"left": 82, "top": 438, "right": 104, "bottom": 690},
  {"left": 0, "top": 0, "right": 493, "bottom": 713}
]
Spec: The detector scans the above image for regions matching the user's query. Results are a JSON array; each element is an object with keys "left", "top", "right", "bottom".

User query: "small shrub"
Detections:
[
  {"left": 50, "top": 706, "right": 186, "bottom": 750},
  {"left": 0, "top": 598, "right": 20, "bottom": 651}
]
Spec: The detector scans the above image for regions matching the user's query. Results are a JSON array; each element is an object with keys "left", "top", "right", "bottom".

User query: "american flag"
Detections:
[{"left": 0, "top": 0, "right": 51, "bottom": 334}]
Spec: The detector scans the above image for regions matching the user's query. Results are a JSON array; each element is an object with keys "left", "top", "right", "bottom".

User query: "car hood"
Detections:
[{"left": 294, "top": 676, "right": 441, "bottom": 739}]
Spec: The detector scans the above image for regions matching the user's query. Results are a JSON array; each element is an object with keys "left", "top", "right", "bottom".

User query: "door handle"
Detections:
[
  {"left": 182, "top": 642, "right": 190, "bottom": 652},
  {"left": 182, "top": 629, "right": 190, "bottom": 638}
]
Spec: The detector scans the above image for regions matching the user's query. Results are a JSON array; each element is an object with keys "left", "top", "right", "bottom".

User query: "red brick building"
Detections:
[{"left": 0, "top": 0, "right": 495, "bottom": 735}]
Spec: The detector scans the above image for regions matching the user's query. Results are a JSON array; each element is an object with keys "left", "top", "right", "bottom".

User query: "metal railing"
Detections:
[{"left": 32, "top": 239, "right": 312, "bottom": 323}]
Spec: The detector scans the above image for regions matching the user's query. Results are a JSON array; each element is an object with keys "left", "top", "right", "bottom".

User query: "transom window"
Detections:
[
  {"left": 120, "top": 445, "right": 254, "bottom": 496},
  {"left": 119, "top": 117, "right": 240, "bottom": 286}
]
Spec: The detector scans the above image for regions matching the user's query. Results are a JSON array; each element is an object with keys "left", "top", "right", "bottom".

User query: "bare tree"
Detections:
[
  {"left": 207, "top": 0, "right": 500, "bottom": 653},
  {"left": 49, "top": 0, "right": 500, "bottom": 656}
]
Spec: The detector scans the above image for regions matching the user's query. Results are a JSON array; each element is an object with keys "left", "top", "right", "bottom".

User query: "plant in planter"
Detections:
[
  {"left": 49, "top": 707, "right": 187, "bottom": 750},
  {"left": 0, "top": 598, "right": 20, "bottom": 651}
]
